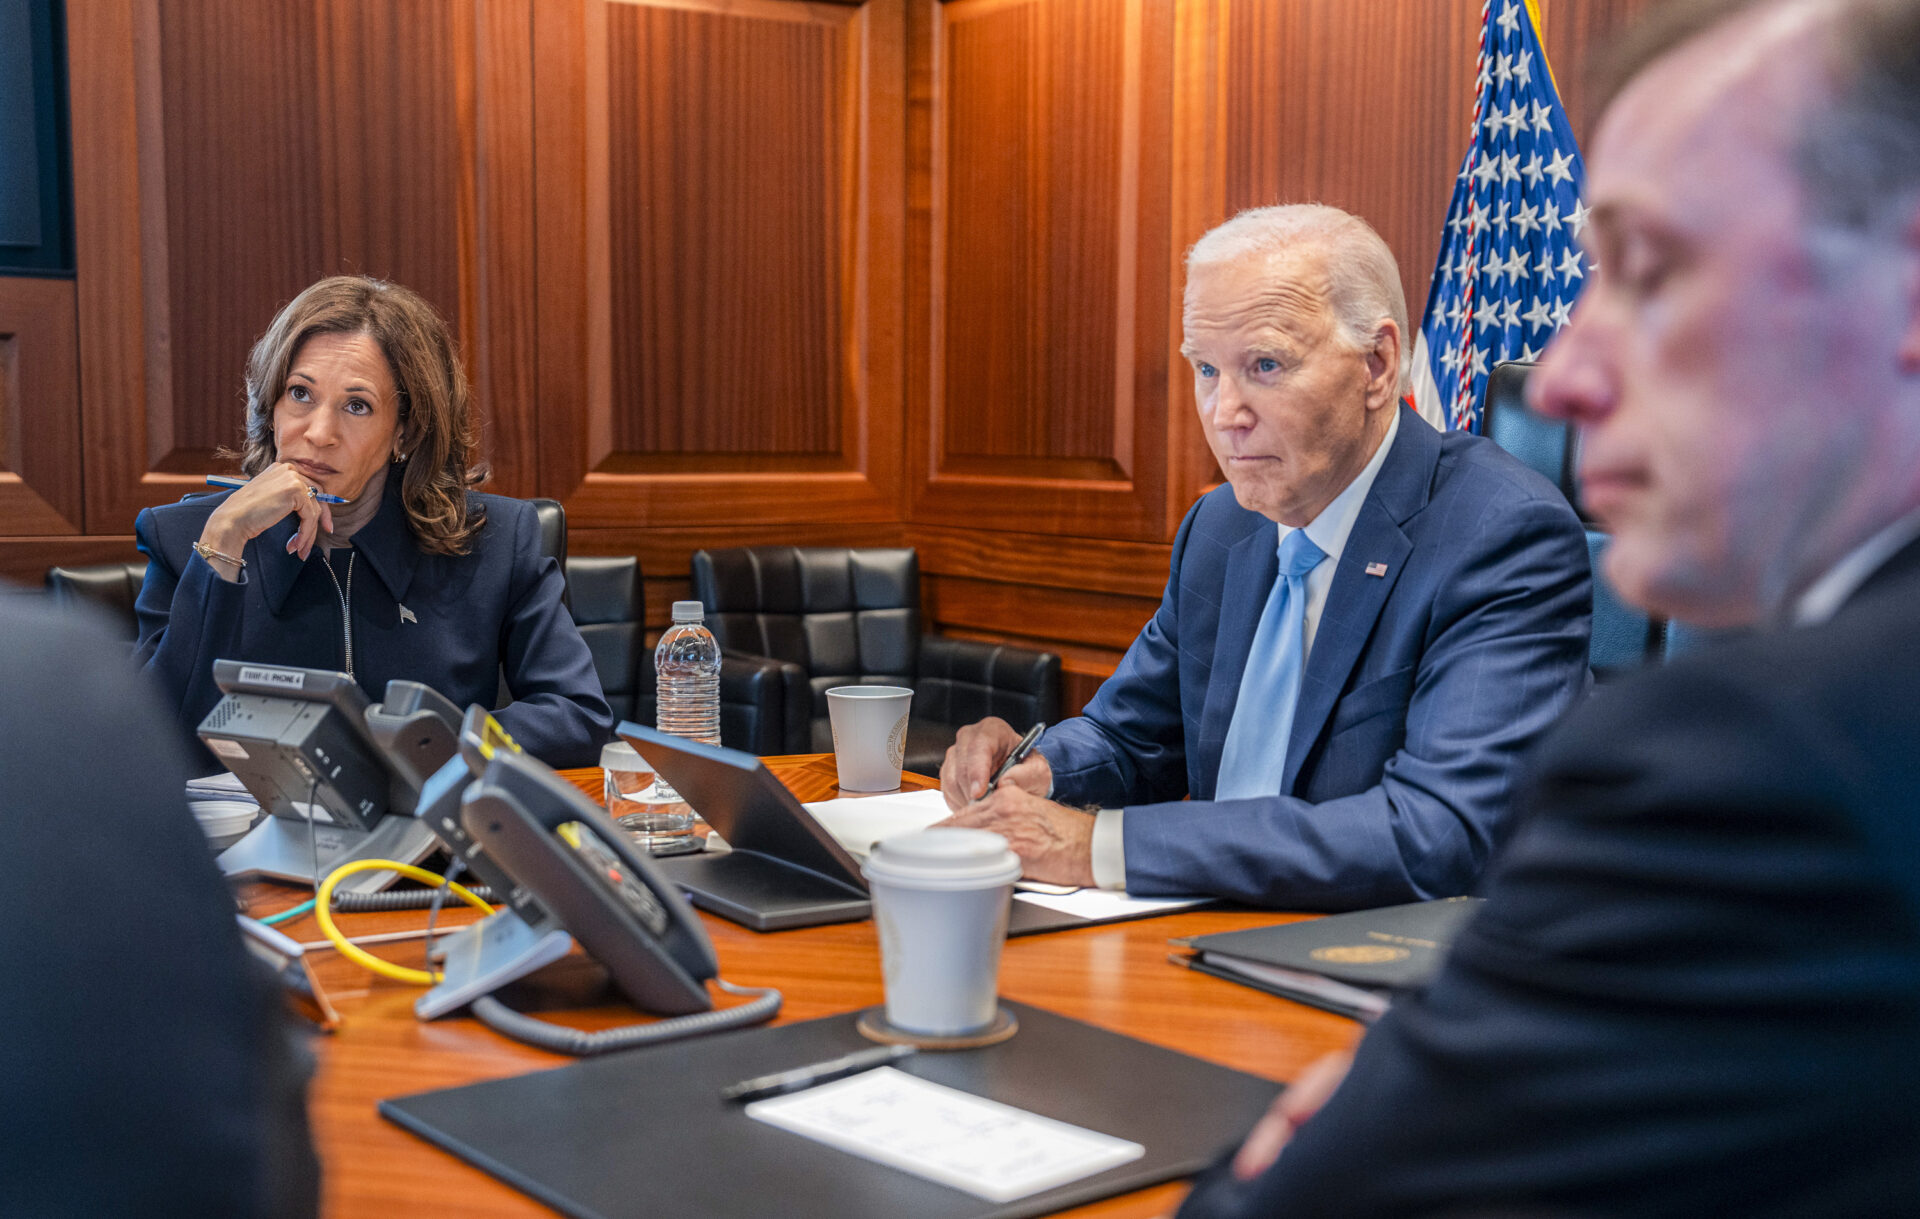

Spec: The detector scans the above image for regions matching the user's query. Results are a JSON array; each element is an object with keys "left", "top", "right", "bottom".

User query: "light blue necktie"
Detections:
[{"left": 1215, "top": 528, "right": 1327, "bottom": 800}]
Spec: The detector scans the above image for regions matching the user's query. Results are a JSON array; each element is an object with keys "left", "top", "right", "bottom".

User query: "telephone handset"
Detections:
[
  {"left": 459, "top": 739, "right": 718, "bottom": 1017},
  {"left": 407, "top": 708, "right": 774, "bottom": 1052}
]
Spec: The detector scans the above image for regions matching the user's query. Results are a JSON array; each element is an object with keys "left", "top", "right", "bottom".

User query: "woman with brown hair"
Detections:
[{"left": 133, "top": 276, "right": 612, "bottom": 767}]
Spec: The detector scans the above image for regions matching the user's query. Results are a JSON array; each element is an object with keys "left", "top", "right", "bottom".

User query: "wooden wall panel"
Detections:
[
  {"left": 1218, "top": 0, "right": 1480, "bottom": 326},
  {"left": 535, "top": 0, "right": 904, "bottom": 528},
  {"left": 0, "top": 278, "right": 83, "bottom": 535},
  {"left": 941, "top": 0, "right": 1122, "bottom": 465},
  {"left": 908, "top": 0, "right": 1177, "bottom": 539},
  {"left": 66, "top": 0, "right": 535, "bottom": 535},
  {"left": 1538, "top": 0, "right": 1659, "bottom": 144},
  {"left": 605, "top": 3, "right": 845, "bottom": 458}
]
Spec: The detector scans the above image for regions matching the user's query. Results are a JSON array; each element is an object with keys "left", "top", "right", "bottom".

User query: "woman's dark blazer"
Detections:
[{"left": 134, "top": 464, "right": 614, "bottom": 769}]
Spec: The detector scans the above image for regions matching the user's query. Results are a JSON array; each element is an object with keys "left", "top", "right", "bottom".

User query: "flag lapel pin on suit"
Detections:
[{"left": 1365, "top": 562, "right": 1389, "bottom": 577}]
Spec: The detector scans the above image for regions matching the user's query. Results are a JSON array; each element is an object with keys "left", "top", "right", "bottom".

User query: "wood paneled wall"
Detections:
[{"left": 6, "top": 0, "right": 1649, "bottom": 715}]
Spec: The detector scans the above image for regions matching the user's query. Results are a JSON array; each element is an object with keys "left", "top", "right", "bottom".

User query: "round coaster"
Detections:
[{"left": 855, "top": 1005, "right": 1019, "bottom": 1050}]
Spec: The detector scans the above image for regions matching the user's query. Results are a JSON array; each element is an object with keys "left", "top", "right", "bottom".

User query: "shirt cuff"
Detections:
[{"left": 1090, "top": 808, "right": 1127, "bottom": 891}]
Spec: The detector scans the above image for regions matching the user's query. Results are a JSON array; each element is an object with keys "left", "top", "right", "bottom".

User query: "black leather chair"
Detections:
[
  {"left": 1482, "top": 360, "right": 1584, "bottom": 516},
  {"left": 45, "top": 561, "right": 147, "bottom": 642},
  {"left": 1583, "top": 530, "right": 1662, "bottom": 679},
  {"left": 690, "top": 546, "right": 1061, "bottom": 775},
  {"left": 1482, "top": 364, "right": 1669, "bottom": 680},
  {"left": 564, "top": 554, "right": 792, "bottom": 755}
]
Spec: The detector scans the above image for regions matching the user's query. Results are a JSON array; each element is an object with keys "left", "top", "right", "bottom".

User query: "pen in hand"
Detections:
[
  {"left": 721, "top": 1044, "right": 917, "bottom": 1103},
  {"left": 983, "top": 721, "right": 1046, "bottom": 798},
  {"left": 205, "top": 474, "right": 351, "bottom": 505}
]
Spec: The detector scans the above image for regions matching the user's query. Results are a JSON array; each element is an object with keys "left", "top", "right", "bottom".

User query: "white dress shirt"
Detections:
[
  {"left": 1087, "top": 409, "right": 1403, "bottom": 890},
  {"left": 1793, "top": 507, "right": 1920, "bottom": 627}
]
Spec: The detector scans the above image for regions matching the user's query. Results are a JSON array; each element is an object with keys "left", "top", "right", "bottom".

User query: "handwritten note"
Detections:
[{"left": 745, "top": 1066, "right": 1144, "bottom": 1202}]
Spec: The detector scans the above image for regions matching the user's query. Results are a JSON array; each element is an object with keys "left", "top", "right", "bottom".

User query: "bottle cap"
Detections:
[{"left": 671, "top": 600, "right": 705, "bottom": 623}]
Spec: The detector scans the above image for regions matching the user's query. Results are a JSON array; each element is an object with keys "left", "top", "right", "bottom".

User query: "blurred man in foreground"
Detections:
[
  {"left": 0, "top": 598, "right": 318, "bottom": 1216},
  {"left": 1180, "top": 1, "right": 1920, "bottom": 1214}
]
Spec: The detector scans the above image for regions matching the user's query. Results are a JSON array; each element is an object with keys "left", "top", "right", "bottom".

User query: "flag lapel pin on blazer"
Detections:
[
  {"left": 1365, "top": 562, "right": 1389, "bottom": 577},
  {"left": 399, "top": 605, "right": 417, "bottom": 624}
]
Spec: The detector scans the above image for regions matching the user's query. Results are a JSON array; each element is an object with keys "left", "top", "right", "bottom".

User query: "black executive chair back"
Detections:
[
  {"left": 690, "top": 546, "right": 1060, "bottom": 772},
  {"left": 1482, "top": 360, "right": 1583, "bottom": 515},
  {"left": 693, "top": 546, "right": 920, "bottom": 732},
  {"left": 1482, "top": 364, "right": 1664, "bottom": 680},
  {"left": 565, "top": 555, "right": 650, "bottom": 726},
  {"left": 1584, "top": 530, "right": 1662, "bottom": 678},
  {"left": 528, "top": 498, "right": 571, "bottom": 611},
  {"left": 45, "top": 562, "right": 148, "bottom": 642}
]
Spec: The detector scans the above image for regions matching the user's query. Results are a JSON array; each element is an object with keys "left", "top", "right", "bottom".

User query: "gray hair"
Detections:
[
  {"left": 1186, "top": 204, "right": 1411, "bottom": 393},
  {"left": 1603, "top": 0, "right": 1920, "bottom": 237}
]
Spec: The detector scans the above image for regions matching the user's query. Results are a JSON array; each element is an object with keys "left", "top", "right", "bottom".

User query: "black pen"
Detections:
[
  {"left": 206, "top": 474, "right": 351, "bottom": 505},
  {"left": 986, "top": 721, "right": 1047, "bottom": 794},
  {"left": 721, "top": 1044, "right": 917, "bottom": 1103}
]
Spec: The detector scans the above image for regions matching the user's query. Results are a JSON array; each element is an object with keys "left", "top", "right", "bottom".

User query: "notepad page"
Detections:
[
  {"left": 1012, "top": 890, "right": 1209, "bottom": 920},
  {"left": 745, "top": 1066, "right": 1144, "bottom": 1203},
  {"left": 801, "top": 789, "right": 951, "bottom": 858}
]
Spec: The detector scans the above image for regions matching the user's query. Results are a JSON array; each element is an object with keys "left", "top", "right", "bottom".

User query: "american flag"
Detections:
[{"left": 1409, "top": 0, "right": 1589, "bottom": 433}]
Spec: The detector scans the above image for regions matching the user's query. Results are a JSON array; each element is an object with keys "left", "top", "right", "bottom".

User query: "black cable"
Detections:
[
  {"left": 422, "top": 854, "right": 464, "bottom": 963},
  {"left": 468, "top": 979, "right": 782, "bottom": 1056}
]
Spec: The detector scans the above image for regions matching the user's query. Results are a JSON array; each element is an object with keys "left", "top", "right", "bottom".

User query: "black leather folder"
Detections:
[
  {"left": 1171, "top": 896, "right": 1484, "bottom": 1019},
  {"left": 380, "top": 1000, "right": 1282, "bottom": 1219}
]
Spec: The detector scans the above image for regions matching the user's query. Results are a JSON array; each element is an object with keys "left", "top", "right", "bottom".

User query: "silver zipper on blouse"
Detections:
[{"left": 321, "top": 550, "right": 355, "bottom": 679}]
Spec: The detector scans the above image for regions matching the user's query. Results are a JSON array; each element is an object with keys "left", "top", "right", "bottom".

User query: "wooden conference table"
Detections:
[{"left": 247, "top": 755, "right": 1360, "bottom": 1219}]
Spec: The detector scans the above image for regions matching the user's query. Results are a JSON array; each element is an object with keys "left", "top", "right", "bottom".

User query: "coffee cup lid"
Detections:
[
  {"left": 862, "top": 827, "right": 1022, "bottom": 890},
  {"left": 600, "top": 741, "right": 645, "bottom": 771}
]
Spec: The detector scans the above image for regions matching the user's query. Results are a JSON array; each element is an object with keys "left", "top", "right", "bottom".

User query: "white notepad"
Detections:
[
  {"left": 745, "top": 1066, "right": 1144, "bottom": 1203},
  {"left": 1011, "top": 889, "right": 1209, "bottom": 921},
  {"left": 802, "top": 788, "right": 952, "bottom": 858}
]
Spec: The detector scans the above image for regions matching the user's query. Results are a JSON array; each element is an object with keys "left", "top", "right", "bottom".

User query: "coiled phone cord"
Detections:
[
  {"left": 259, "top": 885, "right": 504, "bottom": 928},
  {"left": 469, "top": 979, "right": 783, "bottom": 1056}
]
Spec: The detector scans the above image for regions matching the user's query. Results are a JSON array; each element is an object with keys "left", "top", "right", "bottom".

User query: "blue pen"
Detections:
[{"left": 206, "top": 474, "right": 350, "bottom": 504}]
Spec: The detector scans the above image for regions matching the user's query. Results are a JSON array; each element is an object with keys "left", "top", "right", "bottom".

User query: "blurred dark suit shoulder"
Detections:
[
  {"left": 0, "top": 598, "right": 319, "bottom": 1217},
  {"left": 1178, "top": 541, "right": 1920, "bottom": 1217}
]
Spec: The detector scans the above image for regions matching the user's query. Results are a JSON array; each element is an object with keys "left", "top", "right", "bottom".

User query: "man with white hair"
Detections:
[
  {"left": 939, "top": 203, "right": 1591, "bottom": 905},
  {"left": 1178, "top": 1, "right": 1920, "bottom": 1213}
]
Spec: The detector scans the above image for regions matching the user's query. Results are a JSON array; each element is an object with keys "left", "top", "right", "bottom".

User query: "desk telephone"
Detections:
[{"left": 370, "top": 692, "right": 779, "bottom": 1052}]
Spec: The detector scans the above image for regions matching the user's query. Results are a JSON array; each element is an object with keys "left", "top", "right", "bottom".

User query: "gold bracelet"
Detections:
[{"left": 191, "top": 540, "right": 246, "bottom": 571}]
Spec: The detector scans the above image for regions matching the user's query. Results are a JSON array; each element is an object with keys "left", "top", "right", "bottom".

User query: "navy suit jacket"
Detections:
[
  {"left": 134, "top": 466, "right": 614, "bottom": 769},
  {"left": 1039, "top": 407, "right": 1592, "bottom": 906},
  {"left": 1176, "top": 538, "right": 1920, "bottom": 1218}
]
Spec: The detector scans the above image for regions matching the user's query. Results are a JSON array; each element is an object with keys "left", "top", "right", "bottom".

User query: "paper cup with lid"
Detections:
[{"left": 862, "top": 827, "right": 1022, "bottom": 1036}]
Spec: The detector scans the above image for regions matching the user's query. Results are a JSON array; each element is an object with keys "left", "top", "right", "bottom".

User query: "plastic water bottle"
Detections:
[{"left": 651, "top": 602, "right": 720, "bottom": 811}]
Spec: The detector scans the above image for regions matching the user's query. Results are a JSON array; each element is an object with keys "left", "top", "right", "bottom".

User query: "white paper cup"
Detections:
[
  {"left": 826, "top": 685, "right": 914, "bottom": 792},
  {"left": 863, "top": 827, "right": 1022, "bottom": 1036}
]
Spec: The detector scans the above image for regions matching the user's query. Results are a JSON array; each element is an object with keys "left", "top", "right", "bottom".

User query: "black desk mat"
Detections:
[{"left": 381, "top": 1000, "right": 1282, "bottom": 1219}]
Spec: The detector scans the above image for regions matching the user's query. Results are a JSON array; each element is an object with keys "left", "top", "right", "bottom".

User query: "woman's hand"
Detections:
[{"left": 199, "top": 462, "right": 336, "bottom": 569}]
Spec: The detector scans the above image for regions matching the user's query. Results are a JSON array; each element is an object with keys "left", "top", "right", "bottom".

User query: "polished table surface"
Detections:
[{"left": 246, "top": 755, "right": 1359, "bottom": 1218}]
